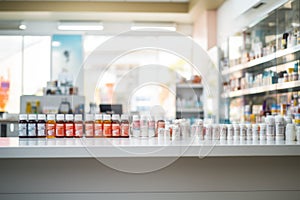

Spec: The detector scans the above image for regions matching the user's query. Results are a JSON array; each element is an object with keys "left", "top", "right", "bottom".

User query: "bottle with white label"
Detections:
[
  {"left": 148, "top": 116, "right": 155, "bottom": 138},
  {"left": 212, "top": 124, "right": 220, "bottom": 140},
  {"left": 37, "top": 114, "right": 46, "bottom": 138},
  {"left": 132, "top": 115, "right": 140, "bottom": 137},
  {"left": 18, "top": 114, "right": 28, "bottom": 138},
  {"left": 140, "top": 115, "right": 148, "bottom": 137},
  {"left": 111, "top": 114, "right": 120, "bottom": 138},
  {"left": 65, "top": 114, "right": 74, "bottom": 138},
  {"left": 233, "top": 123, "right": 240, "bottom": 141},
  {"left": 265, "top": 116, "right": 275, "bottom": 141},
  {"left": 85, "top": 114, "right": 94, "bottom": 138},
  {"left": 94, "top": 114, "right": 103, "bottom": 138},
  {"left": 74, "top": 114, "right": 83, "bottom": 138},
  {"left": 204, "top": 124, "right": 212, "bottom": 140},
  {"left": 28, "top": 114, "right": 37, "bottom": 138},
  {"left": 239, "top": 124, "right": 246, "bottom": 141},
  {"left": 260, "top": 123, "right": 267, "bottom": 140},
  {"left": 220, "top": 124, "right": 227, "bottom": 140},
  {"left": 246, "top": 124, "right": 252, "bottom": 141},
  {"left": 275, "top": 115, "right": 284, "bottom": 141},
  {"left": 227, "top": 124, "right": 234, "bottom": 140}
]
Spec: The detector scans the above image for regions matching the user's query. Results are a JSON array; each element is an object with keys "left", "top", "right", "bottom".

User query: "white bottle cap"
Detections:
[
  {"left": 103, "top": 114, "right": 111, "bottom": 121},
  {"left": 132, "top": 115, "right": 139, "bottom": 121},
  {"left": 65, "top": 114, "right": 74, "bottom": 121},
  {"left": 37, "top": 114, "right": 46, "bottom": 120},
  {"left": 121, "top": 114, "right": 129, "bottom": 120},
  {"left": 28, "top": 114, "right": 37, "bottom": 120},
  {"left": 112, "top": 114, "right": 120, "bottom": 121},
  {"left": 74, "top": 114, "right": 82, "bottom": 121},
  {"left": 275, "top": 115, "right": 283, "bottom": 123},
  {"left": 95, "top": 114, "right": 103, "bottom": 120},
  {"left": 56, "top": 114, "right": 64, "bottom": 121},
  {"left": 19, "top": 114, "right": 27, "bottom": 120},
  {"left": 47, "top": 114, "right": 55, "bottom": 121},
  {"left": 85, "top": 114, "right": 94, "bottom": 121}
]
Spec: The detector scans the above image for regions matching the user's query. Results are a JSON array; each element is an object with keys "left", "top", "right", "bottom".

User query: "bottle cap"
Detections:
[
  {"left": 37, "top": 114, "right": 46, "bottom": 120},
  {"left": 65, "top": 114, "right": 73, "bottom": 121},
  {"left": 28, "top": 114, "right": 37, "bottom": 120},
  {"left": 85, "top": 114, "right": 94, "bottom": 121},
  {"left": 103, "top": 114, "right": 111, "bottom": 121},
  {"left": 121, "top": 114, "right": 129, "bottom": 120},
  {"left": 132, "top": 115, "right": 139, "bottom": 121},
  {"left": 275, "top": 115, "right": 284, "bottom": 122},
  {"left": 19, "top": 114, "right": 27, "bottom": 120},
  {"left": 95, "top": 114, "right": 103, "bottom": 120},
  {"left": 56, "top": 114, "right": 64, "bottom": 121},
  {"left": 112, "top": 114, "right": 120, "bottom": 121},
  {"left": 47, "top": 114, "right": 55, "bottom": 121},
  {"left": 74, "top": 114, "right": 82, "bottom": 121}
]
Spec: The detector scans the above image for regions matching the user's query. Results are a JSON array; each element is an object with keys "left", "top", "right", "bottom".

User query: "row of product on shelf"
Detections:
[
  {"left": 229, "top": 30, "right": 300, "bottom": 67},
  {"left": 18, "top": 113, "right": 166, "bottom": 139},
  {"left": 18, "top": 113, "right": 300, "bottom": 142},
  {"left": 223, "top": 61, "right": 299, "bottom": 93}
]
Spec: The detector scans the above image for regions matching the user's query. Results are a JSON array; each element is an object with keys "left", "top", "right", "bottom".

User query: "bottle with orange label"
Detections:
[
  {"left": 94, "top": 114, "right": 103, "bottom": 138},
  {"left": 120, "top": 114, "right": 130, "bottom": 138},
  {"left": 74, "top": 114, "right": 83, "bottom": 138},
  {"left": 103, "top": 114, "right": 112, "bottom": 137},
  {"left": 85, "top": 114, "right": 94, "bottom": 138},
  {"left": 55, "top": 114, "right": 65, "bottom": 138},
  {"left": 65, "top": 114, "right": 74, "bottom": 138},
  {"left": 46, "top": 114, "right": 56, "bottom": 138},
  {"left": 112, "top": 114, "right": 120, "bottom": 138}
]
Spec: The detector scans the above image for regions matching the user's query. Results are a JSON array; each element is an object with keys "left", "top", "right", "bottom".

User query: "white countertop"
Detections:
[{"left": 0, "top": 137, "right": 300, "bottom": 158}]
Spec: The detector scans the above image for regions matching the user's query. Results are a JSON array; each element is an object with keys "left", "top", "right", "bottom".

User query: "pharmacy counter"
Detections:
[
  {"left": 0, "top": 137, "right": 300, "bottom": 158},
  {"left": 0, "top": 137, "right": 300, "bottom": 200}
]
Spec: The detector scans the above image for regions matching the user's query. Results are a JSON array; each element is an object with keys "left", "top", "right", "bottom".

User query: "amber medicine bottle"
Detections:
[
  {"left": 120, "top": 114, "right": 130, "bottom": 138},
  {"left": 112, "top": 114, "right": 120, "bottom": 138},
  {"left": 46, "top": 114, "right": 56, "bottom": 138},
  {"left": 28, "top": 114, "right": 37, "bottom": 138},
  {"left": 94, "top": 114, "right": 103, "bottom": 138},
  {"left": 103, "top": 114, "right": 112, "bottom": 137},
  {"left": 74, "top": 114, "right": 83, "bottom": 138},
  {"left": 55, "top": 114, "right": 65, "bottom": 138},
  {"left": 85, "top": 114, "right": 94, "bottom": 138},
  {"left": 37, "top": 114, "right": 46, "bottom": 138},
  {"left": 65, "top": 114, "right": 74, "bottom": 138},
  {"left": 18, "top": 114, "right": 28, "bottom": 138}
]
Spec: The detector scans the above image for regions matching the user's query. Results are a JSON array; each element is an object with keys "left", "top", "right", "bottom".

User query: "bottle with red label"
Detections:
[
  {"left": 46, "top": 114, "right": 56, "bottom": 138},
  {"left": 94, "top": 114, "right": 103, "bottom": 138},
  {"left": 120, "top": 114, "right": 130, "bottom": 138},
  {"left": 74, "top": 114, "right": 83, "bottom": 138},
  {"left": 103, "top": 114, "right": 112, "bottom": 137},
  {"left": 65, "top": 114, "right": 74, "bottom": 138},
  {"left": 132, "top": 115, "right": 140, "bottom": 137},
  {"left": 112, "top": 114, "right": 120, "bottom": 137},
  {"left": 148, "top": 116, "right": 155, "bottom": 137},
  {"left": 55, "top": 114, "right": 65, "bottom": 138},
  {"left": 85, "top": 114, "right": 94, "bottom": 138},
  {"left": 155, "top": 116, "right": 165, "bottom": 137}
]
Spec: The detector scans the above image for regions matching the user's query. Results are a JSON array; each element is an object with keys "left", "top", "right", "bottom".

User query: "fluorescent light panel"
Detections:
[
  {"left": 131, "top": 22, "right": 176, "bottom": 31},
  {"left": 57, "top": 21, "right": 103, "bottom": 31}
]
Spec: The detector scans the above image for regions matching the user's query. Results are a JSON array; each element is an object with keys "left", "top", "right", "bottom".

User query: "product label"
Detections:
[
  {"left": 103, "top": 123, "right": 112, "bottom": 137},
  {"left": 266, "top": 124, "right": 275, "bottom": 136},
  {"left": 37, "top": 123, "right": 46, "bottom": 137},
  {"left": 275, "top": 123, "right": 284, "bottom": 136},
  {"left": 121, "top": 124, "right": 129, "bottom": 137},
  {"left": 132, "top": 121, "right": 140, "bottom": 137},
  {"left": 85, "top": 123, "right": 94, "bottom": 137},
  {"left": 74, "top": 123, "right": 83, "bottom": 137},
  {"left": 94, "top": 123, "right": 103, "bottom": 137},
  {"left": 112, "top": 123, "right": 120, "bottom": 137},
  {"left": 65, "top": 123, "right": 74, "bottom": 137},
  {"left": 56, "top": 123, "right": 65, "bottom": 137},
  {"left": 46, "top": 123, "right": 55, "bottom": 137},
  {"left": 28, "top": 123, "right": 37, "bottom": 137},
  {"left": 18, "top": 123, "right": 27, "bottom": 137}
]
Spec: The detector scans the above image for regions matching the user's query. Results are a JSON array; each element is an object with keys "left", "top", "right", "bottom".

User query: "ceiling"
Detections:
[{"left": 0, "top": 0, "right": 225, "bottom": 23}]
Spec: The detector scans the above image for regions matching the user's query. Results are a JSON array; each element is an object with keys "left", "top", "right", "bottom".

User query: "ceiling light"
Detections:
[
  {"left": 57, "top": 21, "right": 104, "bottom": 31},
  {"left": 131, "top": 22, "right": 176, "bottom": 31}
]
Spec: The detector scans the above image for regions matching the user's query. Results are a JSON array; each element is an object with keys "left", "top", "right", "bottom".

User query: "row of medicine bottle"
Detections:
[
  {"left": 191, "top": 115, "right": 300, "bottom": 142},
  {"left": 18, "top": 114, "right": 165, "bottom": 138}
]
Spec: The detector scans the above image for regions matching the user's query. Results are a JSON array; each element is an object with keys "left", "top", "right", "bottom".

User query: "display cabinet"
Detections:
[{"left": 220, "top": 0, "right": 300, "bottom": 123}]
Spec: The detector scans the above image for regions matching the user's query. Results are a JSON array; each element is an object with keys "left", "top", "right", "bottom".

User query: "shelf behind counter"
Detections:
[{"left": 1, "top": 137, "right": 300, "bottom": 158}]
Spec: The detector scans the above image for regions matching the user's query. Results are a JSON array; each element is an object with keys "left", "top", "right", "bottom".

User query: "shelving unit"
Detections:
[
  {"left": 219, "top": 0, "right": 300, "bottom": 123},
  {"left": 176, "top": 83, "right": 204, "bottom": 119}
]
